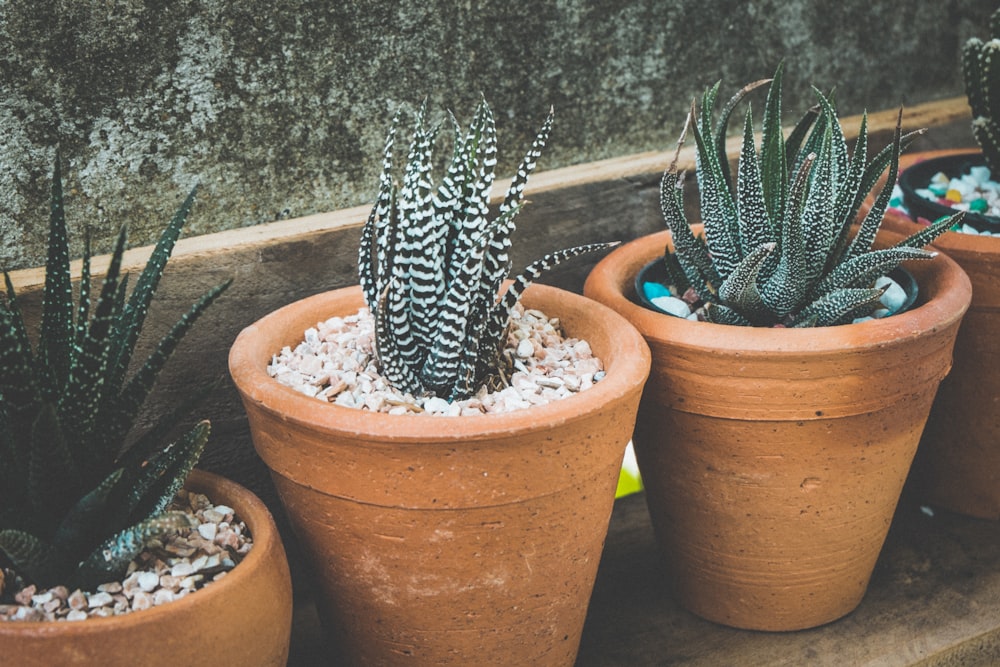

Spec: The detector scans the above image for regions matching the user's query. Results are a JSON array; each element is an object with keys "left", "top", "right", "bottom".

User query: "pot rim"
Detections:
[
  {"left": 228, "top": 282, "right": 651, "bottom": 443},
  {"left": 0, "top": 469, "right": 282, "bottom": 638},
  {"left": 894, "top": 148, "right": 1000, "bottom": 252},
  {"left": 583, "top": 228, "right": 972, "bottom": 357}
]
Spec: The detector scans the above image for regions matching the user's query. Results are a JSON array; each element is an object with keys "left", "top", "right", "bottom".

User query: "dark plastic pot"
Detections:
[{"left": 898, "top": 151, "right": 1000, "bottom": 231}]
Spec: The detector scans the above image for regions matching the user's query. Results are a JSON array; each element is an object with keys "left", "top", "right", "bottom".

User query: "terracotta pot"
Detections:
[
  {"left": 868, "top": 148, "right": 1000, "bottom": 519},
  {"left": 228, "top": 284, "right": 650, "bottom": 665},
  {"left": 583, "top": 229, "right": 971, "bottom": 631},
  {"left": 0, "top": 469, "right": 293, "bottom": 666}
]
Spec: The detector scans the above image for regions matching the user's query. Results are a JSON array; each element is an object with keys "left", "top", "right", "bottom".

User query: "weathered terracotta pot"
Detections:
[
  {"left": 0, "top": 469, "right": 293, "bottom": 666},
  {"left": 583, "top": 229, "right": 971, "bottom": 631},
  {"left": 871, "top": 148, "right": 1000, "bottom": 519},
  {"left": 228, "top": 284, "right": 650, "bottom": 665}
]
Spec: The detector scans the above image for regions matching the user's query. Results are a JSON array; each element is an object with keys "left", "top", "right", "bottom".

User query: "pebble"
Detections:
[
  {"left": 649, "top": 294, "right": 692, "bottom": 318},
  {"left": 136, "top": 571, "right": 160, "bottom": 593},
  {"left": 876, "top": 275, "right": 908, "bottom": 314},
  {"left": 268, "top": 303, "right": 605, "bottom": 416},
  {"left": 909, "top": 166, "right": 1000, "bottom": 235},
  {"left": 0, "top": 490, "right": 253, "bottom": 623}
]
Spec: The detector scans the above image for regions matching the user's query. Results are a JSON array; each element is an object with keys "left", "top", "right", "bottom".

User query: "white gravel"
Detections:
[
  {"left": 268, "top": 304, "right": 605, "bottom": 415},
  {"left": 0, "top": 489, "right": 252, "bottom": 622}
]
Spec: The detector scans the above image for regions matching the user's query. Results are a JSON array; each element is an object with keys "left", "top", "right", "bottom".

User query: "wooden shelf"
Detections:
[
  {"left": 286, "top": 484, "right": 1000, "bottom": 665},
  {"left": 5, "top": 94, "right": 989, "bottom": 666}
]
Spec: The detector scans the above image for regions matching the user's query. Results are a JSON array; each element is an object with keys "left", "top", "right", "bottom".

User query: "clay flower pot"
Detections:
[
  {"left": 228, "top": 283, "right": 650, "bottom": 665},
  {"left": 583, "top": 229, "right": 971, "bottom": 631},
  {"left": 871, "top": 148, "right": 1000, "bottom": 519},
  {"left": 0, "top": 469, "right": 294, "bottom": 666}
]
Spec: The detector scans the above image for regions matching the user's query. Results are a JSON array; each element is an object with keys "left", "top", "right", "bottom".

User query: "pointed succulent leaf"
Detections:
[
  {"left": 360, "top": 112, "right": 400, "bottom": 308},
  {"left": 691, "top": 101, "right": 741, "bottom": 277},
  {"left": 419, "top": 214, "right": 503, "bottom": 396},
  {"left": 894, "top": 212, "right": 962, "bottom": 250},
  {"left": 759, "top": 63, "right": 789, "bottom": 223},
  {"left": 108, "top": 187, "right": 198, "bottom": 394},
  {"left": 847, "top": 110, "right": 905, "bottom": 261},
  {"left": 118, "top": 378, "right": 220, "bottom": 473},
  {"left": 783, "top": 103, "right": 821, "bottom": 174},
  {"left": 73, "top": 231, "right": 93, "bottom": 349},
  {"left": 39, "top": 155, "right": 74, "bottom": 388},
  {"left": 75, "top": 511, "right": 196, "bottom": 589},
  {"left": 736, "top": 106, "right": 774, "bottom": 255},
  {"left": 0, "top": 304, "right": 38, "bottom": 412},
  {"left": 373, "top": 281, "right": 425, "bottom": 395},
  {"left": 502, "top": 106, "right": 553, "bottom": 214},
  {"left": 108, "top": 279, "right": 232, "bottom": 450},
  {"left": 800, "top": 119, "right": 838, "bottom": 286},
  {"left": 56, "top": 226, "right": 128, "bottom": 444},
  {"left": 759, "top": 152, "right": 814, "bottom": 318},
  {"left": 122, "top": 420, "right": 209, "bottom": 522},
  {"left": 715, "top": 77, "right": 771, "bottom": 188},
  {"left": 812, "top": 246, "right": 935, "bottom": 297},
  {"left": 792, "top": 287, "right": 888, "bottom": 327},
  {"left": 660, "top": 129, "right": 720, "bottom": 301},
  {"left": 485, "top": 241, "right": 620, "bottom": 358},
  {"left": 718, "top": 242, "right": 775, "bottom": 318}
]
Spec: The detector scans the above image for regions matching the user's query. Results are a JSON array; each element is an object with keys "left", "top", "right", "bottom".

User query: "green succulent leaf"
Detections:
[
  {"left": 122, "top": 420, "right": 209, "bottom": 523},
  {"left": 718, "top": 242, "right": 775, "bottom": 320},
  {"left": 792, "top": 287, "right": 888, "bottom": 327},
  {"left": 75, "top": 511, "right": 196, "bottom": 589},
  {"left": 653, "top": 66, "right": 940, "bottom": 328},
  {"left": 0, "top": 159, "right": 219, "bottom": 589},
  {"left": 39, "top": 154, "right": 74, "bottom": 389}
]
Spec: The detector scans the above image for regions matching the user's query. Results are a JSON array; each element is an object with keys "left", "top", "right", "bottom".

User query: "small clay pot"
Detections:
[
  {"left": 872, "top": 148, "right": 1000, "bottom": 519},
  {"left": 0, "top": 469, "right": 294, "bottom": 666},
  {"left": 584, "top": 229, "right": 971, "bottom": 631},
  {"left": 228, "top": 284, "right": 650, "bottom": 665}
]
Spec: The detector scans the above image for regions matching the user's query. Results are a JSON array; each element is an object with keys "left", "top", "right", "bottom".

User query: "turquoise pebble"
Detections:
[
  {"left": 969, "top": 198, "right": 989, "bottom": 212},
  {"left": 643, "top": 281, "right": 672, "bottom": 301},
  {"left": 928, "top": 185, "right": 948, "bottom": 197},
  {"left": 889, "top": 196, "right": 903, "bottom": 207}
]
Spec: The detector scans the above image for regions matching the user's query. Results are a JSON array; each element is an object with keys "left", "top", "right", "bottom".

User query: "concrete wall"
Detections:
[{"left": 0, "top": 0, "right": 993, "bottom": 270}]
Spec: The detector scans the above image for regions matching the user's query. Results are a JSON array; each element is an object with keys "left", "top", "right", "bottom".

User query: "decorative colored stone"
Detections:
[
  {"left": 642, "top": 281, "right": 672, "bottom": 301},
  {"left": 970, "top": 197, "right": 989, "bottom": 212},
  {"left": 945, "top": 189, "right": 963, "bottom": 203}
]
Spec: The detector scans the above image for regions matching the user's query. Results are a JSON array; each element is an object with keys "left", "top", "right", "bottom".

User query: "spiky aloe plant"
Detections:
[
  {"left": 358, "top": 99, "right": 614, "bottom": 400},
  {"left": 963, "top": 7, "right": 1000, "bottom": 175},
  {"left": 657, "top": 64, "right": 960, "bottom": 327},
  {"left": 0, "top": 158, "right": 232, "bottom": 590}
]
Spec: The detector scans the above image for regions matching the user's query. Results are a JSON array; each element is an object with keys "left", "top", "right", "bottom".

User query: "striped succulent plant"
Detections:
[
  {"left": 0, "top": 158, "right": 231, "bottom": 590},
  {"left": 963, "top": 7, "right": 1000, "bottom": 174},
  {"left": 359, "top": 99, "right": 614, "bottom": 400},
  {"left": 658, "top": 64, "right": 958, "bottom": 327}
]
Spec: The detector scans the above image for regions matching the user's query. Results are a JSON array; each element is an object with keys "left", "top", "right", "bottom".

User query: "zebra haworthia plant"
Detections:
[
  {"left": 359, "top": 99, "right": 614, "bottom": 401},
  {"left": 963, "top": 7, "right": 1000, "bottom": 175},
  {"left": 0, "top": 158, "right": 231, "bottom": 590},
  {"left": 657, "top": 64, "right": 960, "bottom": 327}
]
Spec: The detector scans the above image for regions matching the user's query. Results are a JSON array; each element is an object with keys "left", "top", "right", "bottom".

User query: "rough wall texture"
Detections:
[{"left": 0, "top": 0, "right": 993, "bottom": 270}]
